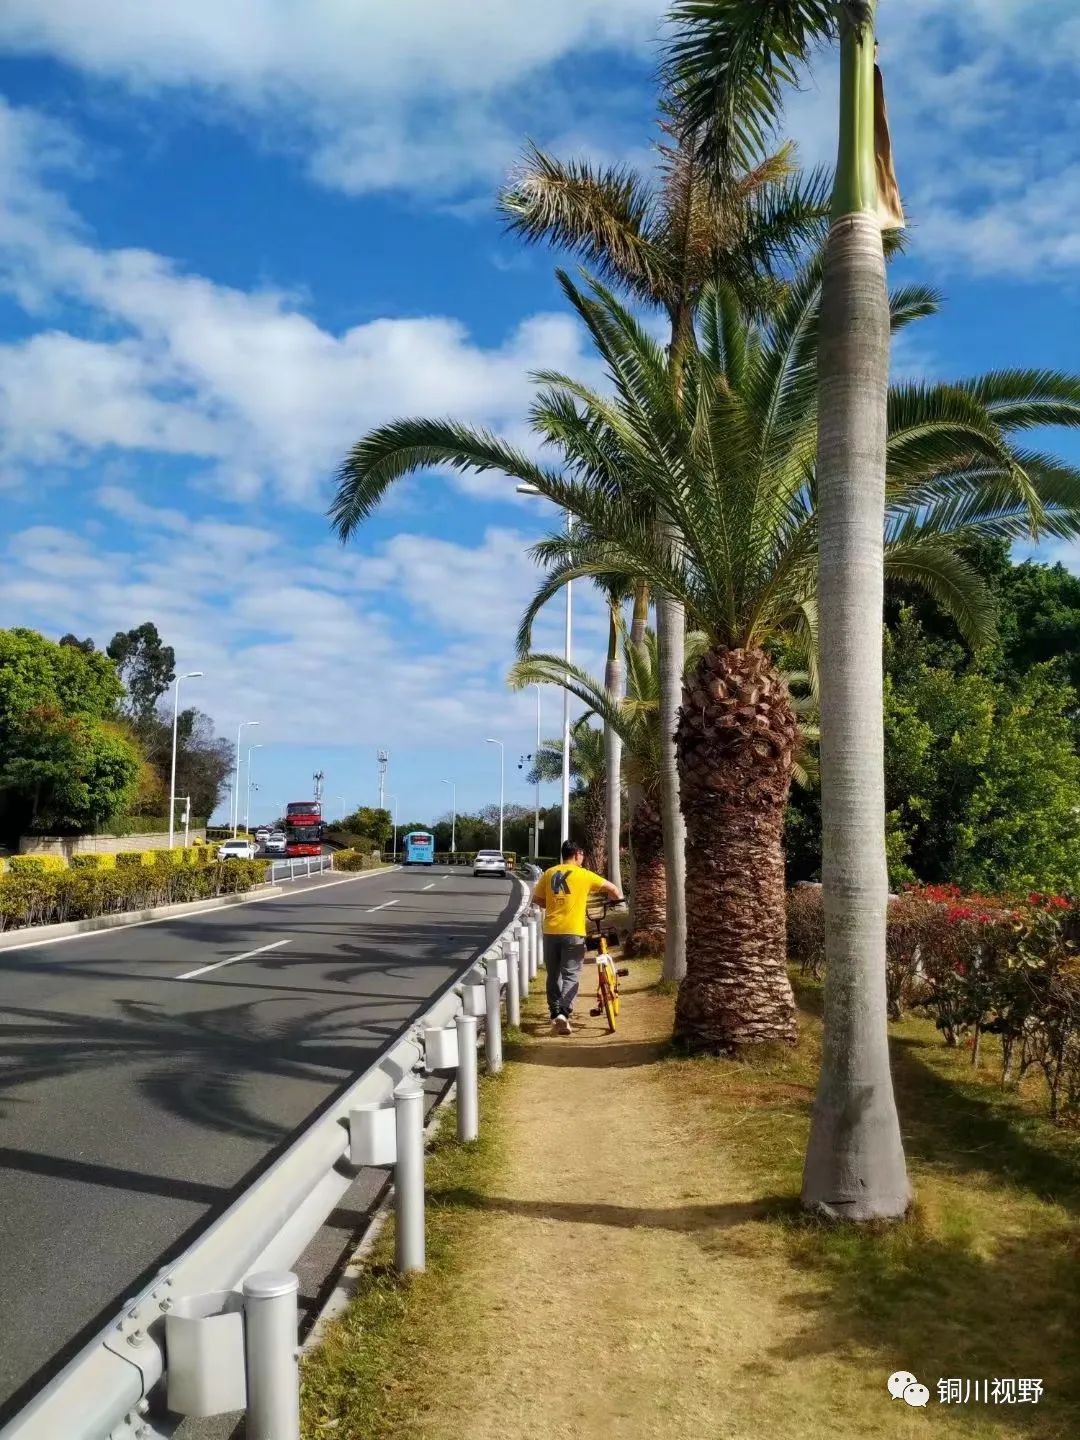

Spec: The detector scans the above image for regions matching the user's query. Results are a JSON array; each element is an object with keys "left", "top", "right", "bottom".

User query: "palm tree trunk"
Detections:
[
  {"left": 630, "top": 581, "right": 649, "bottom": 650},
  {"left": 656, "top": 591, "right": 687, "bottom": 982},
  {"left": 604, "top": 596, "right": 624, "bottom": 896},
  {"left": 801, "top": 5, "right": 909, "bottom": 1221},
  {"left": 583, "top": 780, "right": 607, "bottom": 877},
  {"left": 627, "top": 792, "right": 666, "bottom": 954},
  {"left": 674, "top": 647, "right": 797, "bottom": 1050}
]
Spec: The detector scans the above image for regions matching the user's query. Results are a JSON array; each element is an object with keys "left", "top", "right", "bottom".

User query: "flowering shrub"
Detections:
[{"left": 786, "top": 882, "right": 1080, "bottom": 1124}]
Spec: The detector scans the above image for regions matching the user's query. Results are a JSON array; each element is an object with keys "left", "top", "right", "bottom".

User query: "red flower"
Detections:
[
  {"left": 1048, "top": 895, "right": 1070, "bottom": 910},
  {"left": 946, "top": 904, "right": 975, "bottom": 923}
]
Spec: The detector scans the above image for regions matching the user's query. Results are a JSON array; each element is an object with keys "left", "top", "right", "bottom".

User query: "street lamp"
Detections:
[
  {"left": 534, "top": 685, "right": 541, "bottom": 859},
  {"left": 244, "top": 743, "right": 264, "bottom": 832},
  {"left": 516, "top": 483, "right": 572, "bottom": 844},
  {"left": 485, "top": 738, "right": 505, "bottom": 853},
  {"left": 168, "top": 671, "right": 203, "bottom": 850},
  {"left": 232, "top": 720, "right": 260, "bottom": 836},
  {"left": 335, "top": 794, "right": 346, "bottom": 820},
  {"left": 441, "top": 779, "right": 456, "bottom": 854}
]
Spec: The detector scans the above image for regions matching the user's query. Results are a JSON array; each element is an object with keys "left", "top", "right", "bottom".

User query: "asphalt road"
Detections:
[{"left": 0, "top": 864, "right": 518, "bottom": 1421}]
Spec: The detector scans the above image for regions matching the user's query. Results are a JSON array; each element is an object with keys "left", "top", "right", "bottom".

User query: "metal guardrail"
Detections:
[
  {"left": 1, "top": 878, "right": 539, "bottom": 1440},
  {"left": 265, "top": 854, "right": 334, "bottom": 883}
]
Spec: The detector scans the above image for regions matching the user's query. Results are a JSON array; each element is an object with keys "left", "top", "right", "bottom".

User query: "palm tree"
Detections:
[
  {"left": 332, "top": 270, "right": 1080, "bottom": 1054},
  {"left": 499, "top": 117, "right": 831, "bottom": 985},
  {"left": 668, "top": 0, "right": 925, "bottom": 1217},
  {"left": 512, "top": 630, "right": 709, "bottom": 954},
  {"left": 527, "top": 717, "right": 607, "bottom": 873}
]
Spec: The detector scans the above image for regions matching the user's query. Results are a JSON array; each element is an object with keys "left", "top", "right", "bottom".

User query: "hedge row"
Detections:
[
  {"left": 788, "top": 883, "right": 1080, "bottom": 1123},
  {"left": 0, "top": 859, "right": 269, "bottom": 933},
  {"left": 2, "top": 844, "right": 212, "bottom": 876}
]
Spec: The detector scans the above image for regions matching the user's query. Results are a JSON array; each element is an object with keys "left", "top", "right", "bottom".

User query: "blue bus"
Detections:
[{"left": 401, "top": 830, "right": 435, "bottom": 866}]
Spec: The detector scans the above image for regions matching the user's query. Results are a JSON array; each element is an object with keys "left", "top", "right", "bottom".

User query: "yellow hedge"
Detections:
[{"left": 9, "top": 854, "right": 68, "bottom": 874}]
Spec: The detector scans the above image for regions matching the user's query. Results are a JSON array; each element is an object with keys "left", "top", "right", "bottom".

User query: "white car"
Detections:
[
  {"left": 264, "top": 832, "right": 287, "bottom": 855},
  {"left": 473, "top": 849, "right": 508, "bottom": 878},
  {"left": 255, "top": 827, "right": 270, "bottom": 843},
  {"left": 218, "top": 838, "right": 258, "bottom": 861}
]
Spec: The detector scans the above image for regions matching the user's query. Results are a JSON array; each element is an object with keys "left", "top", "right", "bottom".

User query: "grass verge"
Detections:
[{"left": 301, "top": 964, "right": 1080, "bottom": 1439}]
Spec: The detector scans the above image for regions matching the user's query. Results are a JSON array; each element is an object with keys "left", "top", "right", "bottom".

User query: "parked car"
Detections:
[
  {"left": 264, "top": 832, "right": 287, "bottom": 855},
  {"left": 473, "top": 849, "right": 508, "bottom": 878},
  {"left": 218, "top": 838, "right": 258, "bottom": 861}
]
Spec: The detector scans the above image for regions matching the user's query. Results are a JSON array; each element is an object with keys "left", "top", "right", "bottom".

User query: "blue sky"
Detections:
[{"left": 0, "top": 2, "right": 1078, "bottom": 827}]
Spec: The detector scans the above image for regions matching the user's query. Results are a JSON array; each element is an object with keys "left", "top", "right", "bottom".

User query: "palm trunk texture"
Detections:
[
  {"left": 673, "top": 647, "right": 798, "bottom": 1050},
  {"left": 583, "top": 778, "right": 607, "bottom": 879},
  {"left": 627, "top": 791, "right": 666, "bottom": 955},
  {"left": 802, "top": 6, "right": 910, "bottom": 1221}
]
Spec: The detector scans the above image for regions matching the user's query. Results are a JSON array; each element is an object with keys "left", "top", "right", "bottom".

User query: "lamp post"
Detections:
[
  {"left": 232, "top": 720, "right": 260, "bottom": 837},
  {"left": 516, "top": 484, "right": 571, "bottom": 843},
  {"left": 168, "top": 671, "right": 203, "bottom": 850},
  {"left": 335, "top": 794, "right": 346, "bottom": 822},
  {"left": 181, "top": 796, "right": 191, "bottom": 848},
  {"left": 485, "top": 738, "right": 505, "bottom": 853},
  {"left": 244, "top": 743, "right": 264, "bottom": 832},
  {"left": 441, "top": 779, "right": 456, "bottom": 854},
  {"left": 388, "top": 794, "right": 399, "bottom": 860},
  {"left": 534, "top": 685, "right": 541, "bottom": 859}
]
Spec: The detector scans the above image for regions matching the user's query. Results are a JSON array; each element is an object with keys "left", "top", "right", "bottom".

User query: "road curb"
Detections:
[{"left": 0, "top": 885, "right": 286, "bottom": 952}]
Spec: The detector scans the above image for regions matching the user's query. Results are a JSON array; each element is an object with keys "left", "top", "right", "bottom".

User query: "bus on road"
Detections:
[
  {"left": 401, "top": 830, "right": 435, "bottom": 865},
  {"left": 284, "top": 799, "right": 324, "bottom": 857}
]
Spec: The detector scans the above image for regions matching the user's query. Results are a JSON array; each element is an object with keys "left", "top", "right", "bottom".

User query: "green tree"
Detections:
[
  {"left": 525, "top": 718, "right": 607, "bottom": 875},
  {"left": 0, "top": 628, "right": 137, "bottom": 839},
  {"left": 341, "top": 806, "right": 393, "bottom": 849},
  {"left": 107, "top": 622, "right": 176, "bottom": 723}
]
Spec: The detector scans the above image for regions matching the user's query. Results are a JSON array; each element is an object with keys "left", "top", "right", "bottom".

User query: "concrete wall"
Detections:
[{"left": 19, "top": 829, "right": 208, "bottom": 858}]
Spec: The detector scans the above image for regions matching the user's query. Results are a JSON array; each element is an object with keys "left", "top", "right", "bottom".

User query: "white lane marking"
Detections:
[
  {"left": 0, "top": 865, "right": 401, "bottom": 956},
  {"left": 177, "top": 938, "right": 291, "bottom": 981},
  {"left": 367, "top": 899, "right": 400, "bottom": 913},
  {"left": 422, "top": 882, "right": 434, "bottom": 891}
]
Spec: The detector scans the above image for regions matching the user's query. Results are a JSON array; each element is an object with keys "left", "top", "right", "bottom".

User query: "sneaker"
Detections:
[
  {"left": 550, "top": 1016, "right": 560, "bottom": 1030},
  {"left": 555, "top": 1014, "right": 572, "bottom": 1035}
]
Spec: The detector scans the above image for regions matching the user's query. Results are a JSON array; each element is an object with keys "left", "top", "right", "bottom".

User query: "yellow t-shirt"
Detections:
[{"left": 534, "top": 861, "right": 607, "bottom": 936}]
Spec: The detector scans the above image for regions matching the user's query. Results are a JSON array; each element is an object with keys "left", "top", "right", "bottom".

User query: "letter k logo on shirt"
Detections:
[{"left": 550, "top": 869, "right": 572, "bottom": 895}]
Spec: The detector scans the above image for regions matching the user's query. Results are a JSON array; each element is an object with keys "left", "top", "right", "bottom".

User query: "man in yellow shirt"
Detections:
[{"left": 532, "top": 839, "right": 622, "bottom": 1034}]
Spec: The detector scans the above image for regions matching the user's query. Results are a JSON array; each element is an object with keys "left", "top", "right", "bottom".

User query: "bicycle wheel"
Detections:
[{"left": 598, "top": 974, "right": 617, "bottom": 1033}]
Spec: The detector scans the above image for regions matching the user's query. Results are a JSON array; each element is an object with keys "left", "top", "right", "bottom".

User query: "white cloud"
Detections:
[
  {"left": 0, "top": 0, "right": 661, "bottom": 198},
  {"left": 0, "top": 498, "right": 610, "bottom": 757},
  {"left": 0, "top": 98, "right": 606, "bottom": 504}
]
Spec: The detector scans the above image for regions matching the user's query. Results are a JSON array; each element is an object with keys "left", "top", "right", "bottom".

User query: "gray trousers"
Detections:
[{"left": 544, "top": 934, "right": 585, "bottom": 1018}]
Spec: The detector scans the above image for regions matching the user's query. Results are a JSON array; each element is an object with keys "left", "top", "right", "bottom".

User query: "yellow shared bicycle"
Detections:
[{"left": 585, "top": 897, "right": 630, "bottom": 1034}]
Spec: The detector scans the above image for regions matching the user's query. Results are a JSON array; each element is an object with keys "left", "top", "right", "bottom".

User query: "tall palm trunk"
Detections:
[
  {"left": 583, "top": 779, "right": 607, "bottom": 877},
  {"left": 627, "top": 791, "right": 666, "bottom": 954},
  {"left": 802, "top": 5, "right": 909, "bottom": 1219},
  {"left": 604, "top": 596, "right": 624, "bottom": 896},
  {"left": 656, "top": 591, "right": 687, "bottom": 981},
  {"left": 630, "top": 581, "right": 649, "bottom": 650},
  {"left": 673, "top": 647, "right": 797, "bottom": 1049}
]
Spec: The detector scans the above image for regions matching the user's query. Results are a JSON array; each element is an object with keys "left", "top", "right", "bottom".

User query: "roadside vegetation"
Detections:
[{"left": 302, "top": 965, "right": 1080, "bottom": 1439}]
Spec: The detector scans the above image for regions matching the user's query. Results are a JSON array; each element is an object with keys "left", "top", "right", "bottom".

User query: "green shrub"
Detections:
[
  {"left": 70, "top": 854, "right": 102, "bottom": 870},
  {"left": 334, "top": 849, "right": 378, "bottom": 872},
  {"left": 115, "top": 851, "right": 147, "bottom": 869}
]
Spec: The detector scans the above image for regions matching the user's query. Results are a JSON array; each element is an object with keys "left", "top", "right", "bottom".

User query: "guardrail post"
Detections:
[
  {"left": 455, "top": 1013, "right": 479, "bottom": 1142},
  {"left": 394, "top": 1080, "right": 426, "bottom": 1273},
  {"left": 504, "top": 936, "right": 520, "bottom": 1028},
  {"left": 242, "top": 1270, "right": 300, "bottom": 1440},
  {"left": 528, "top": 912, "right": 540, "bottom": 979},
  {"left": 484, "top": 967, "right": 503, "bottom": 1074},
  {"left": 515, "top": 924, "right": 529, "bottom": 999}
]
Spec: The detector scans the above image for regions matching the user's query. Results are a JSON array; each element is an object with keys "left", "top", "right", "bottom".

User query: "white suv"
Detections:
[
  {"left": 473, "top": 849, "right": 508, "bottom": 878},
  {"left": 218, "top": 838, "right": 257, "bottom": 861}
]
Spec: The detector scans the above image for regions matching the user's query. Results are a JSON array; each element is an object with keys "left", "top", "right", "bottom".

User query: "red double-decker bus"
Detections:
[{"left": 284, "top": 800, "right": 323, "bottom": 856}]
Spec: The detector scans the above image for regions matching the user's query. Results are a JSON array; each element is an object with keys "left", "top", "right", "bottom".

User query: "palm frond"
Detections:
[
  {"left": 498, "top": 142, "right": 664, "bottom": 301},
  {"left": 666, "top": 1, "right": 840, "bottom": 170},
  {"left": 882, "top": 541, "right": 996, "bottom": 649}
]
